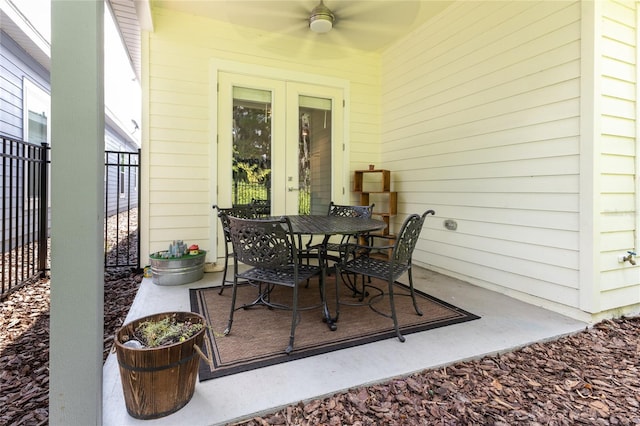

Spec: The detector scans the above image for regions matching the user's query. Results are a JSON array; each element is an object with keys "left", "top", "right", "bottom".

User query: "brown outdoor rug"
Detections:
[{"left": 190, "top": 276, "right": 480, "bottom": 381}]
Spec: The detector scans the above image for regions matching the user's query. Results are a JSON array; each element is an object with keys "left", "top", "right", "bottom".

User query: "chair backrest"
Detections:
[
  {"left": 391, "top": 210, "right": 436, "bottom": 265},
  {"left": 227, "top": 216, "right": 295, "bottom": 269},
  {"left": 213, "top": 204, "right": 260, "bottom": 242},
  {"left": 251, "top": 198, "right": 270, "bottom": 217},
  {"left": 327, "top": 202, "right": 375, "bottom": 219}
]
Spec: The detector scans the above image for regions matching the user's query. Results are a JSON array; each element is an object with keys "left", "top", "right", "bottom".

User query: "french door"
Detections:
[{"left": 217, "top": 73, "right": 345, "bottom": 216}]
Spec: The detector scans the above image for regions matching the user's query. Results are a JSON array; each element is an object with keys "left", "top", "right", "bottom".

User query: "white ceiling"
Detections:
[
  {"left": 152, "top": 0, "right": 452, "bottom": 51},
  {"left": 110, "top": 0, "right": 452, "bottom": 80}
]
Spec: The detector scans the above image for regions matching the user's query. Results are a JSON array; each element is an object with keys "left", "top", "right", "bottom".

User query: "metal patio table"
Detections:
[
  {"left": 285, "top": 215, "right": 386, "bottom": 237},
  {"left": 285, "top": 215, "right": 387, "bottom": 330}
]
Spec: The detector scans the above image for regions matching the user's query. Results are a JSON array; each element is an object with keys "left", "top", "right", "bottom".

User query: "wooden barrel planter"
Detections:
[
  {"left": 149, "top": 250, "right": 206, "bottom": 286},
  {"left": 114, "top": 311, "right": 207, "bottom": 420}
]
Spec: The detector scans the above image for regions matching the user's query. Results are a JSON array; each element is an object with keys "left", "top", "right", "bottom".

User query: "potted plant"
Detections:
[
  {"left": 114, "top": 311, "right": 209, "bottom": 419},
  {"left": 148, "top": 240, "right": 207, "bottom": 286}
]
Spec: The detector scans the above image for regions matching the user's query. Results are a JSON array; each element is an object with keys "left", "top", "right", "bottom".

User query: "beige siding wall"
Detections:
[
  {"left": 142, "top": 8, "right": 382, "bottom": 258},
  {"left": 382, "top": 2, "right": 587, "bottom": 314},
  {"left": 599, "top": 0, "right": 639, "bottom": 312},
  {"left": 382, "top": 0, "right": 640, "bottom": 318}
]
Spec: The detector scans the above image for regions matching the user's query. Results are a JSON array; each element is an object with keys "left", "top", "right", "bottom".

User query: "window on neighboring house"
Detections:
[
  {"left": 26, "top": 111, "right": 47, "bottom": 199},
  {"left": 132, "top": 158, "right": 138, "bottom": 192},
  {"left": 119, "top": 153, "right": 126, "bottom": 198},
  {"left": 22, "top": 78, "right": 50, "bottom": 206},
  {"left": 28, "top": 110, "right": 47, "bottom": 143}
]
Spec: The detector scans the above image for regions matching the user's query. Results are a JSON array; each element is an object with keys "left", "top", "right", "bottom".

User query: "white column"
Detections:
[
  {"left": 578, "top": 0, "right": 601, "bottom": 314},
  {"left": 49, "top": 0, "right": 105, "bottom": 424}
]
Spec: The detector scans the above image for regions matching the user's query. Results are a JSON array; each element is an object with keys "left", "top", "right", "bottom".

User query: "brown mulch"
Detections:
[
  {"left": 2, "top": 264, "right": 639, "bottom": 425},
  {"left": 0, "top": 270, "right": 142, "bottom": 426},
  {"left": 1, "top": 209, "right": 142, "bottom": 425},
  {"left": 237, "top": 316, "right": 640, "bottom": 425}
]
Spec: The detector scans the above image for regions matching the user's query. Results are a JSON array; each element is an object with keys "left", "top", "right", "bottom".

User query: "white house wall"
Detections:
[
  {"left": 599, "top": 0, "right": 639, "bottom": 312},
  {"left": 142, "top": 8, "right": 383, "bottom": 259},
  {"left": 381, "top": 0, "right": 639, "bottom": 319}
]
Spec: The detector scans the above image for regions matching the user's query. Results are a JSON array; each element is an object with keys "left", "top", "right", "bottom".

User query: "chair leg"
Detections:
[
  {"left": 333, "top": 264, "right": 341, "bottom": 323},
  {"left": 407, "top": 267, "right": 423, "bottom": 316},
  {"left": 285, "top": 285, "right": 299, "bottom": 354},
  {"left": 218, "top": 244, "right": 231, "bottom": 295},
  {"left": 387, "top": 278, "right": 405, "bottom": 342},
  {"left": 223, "top": 276, "right": 239, "bottom": 335}
]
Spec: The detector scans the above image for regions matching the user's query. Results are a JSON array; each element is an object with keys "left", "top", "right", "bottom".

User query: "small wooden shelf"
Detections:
[
  {"left": 354, "top": 169, "right": 390, "bottom": 192},
  {"left": 354, "top": 169, "right": 397, "bottom": 236}
]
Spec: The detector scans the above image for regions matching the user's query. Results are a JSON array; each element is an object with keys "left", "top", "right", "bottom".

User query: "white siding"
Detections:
[
  {"left": 143, "top": 9, "right": 382, "bottom": 257},
  {"left": 599, "top": 0, "right": 639, "bottom": 311},
  {"left": 381, "top": 0, "right": 640, "bottom": 318},
  {"left": 382, "top": 2, "right": 585, "bottom": 312}
]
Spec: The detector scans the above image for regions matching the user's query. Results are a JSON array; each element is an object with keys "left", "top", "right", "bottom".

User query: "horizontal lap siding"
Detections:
[
  {"left": 146, "top": 20, "right": 220, "bottom": 253},
  {"left": 0, "top": 31, "right": 48, "bottom": 139},
  {"left": 599, "top": 0, "right": 639, "bottom": 311},
  {"left": 382, "top": 1, "right": 583, "bottom": 309},
  {"left": 146, "top": 9, "right": 381, "bottom": 255}
]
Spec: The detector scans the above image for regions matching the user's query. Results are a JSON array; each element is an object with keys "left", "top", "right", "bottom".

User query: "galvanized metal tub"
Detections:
[{"left": 149, "top": 251, "right": 206, "bottom": 286}]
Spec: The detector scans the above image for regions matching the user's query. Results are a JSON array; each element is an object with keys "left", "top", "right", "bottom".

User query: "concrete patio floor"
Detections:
[{"left": 103, "top": 266, "right": 588, "bottom": 426}]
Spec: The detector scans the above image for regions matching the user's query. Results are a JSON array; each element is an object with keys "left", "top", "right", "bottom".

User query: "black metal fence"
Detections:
[
  {"left": 104, "top": 150, "right": 140, "bottom": 270},
  {"left": 1, "top": 137, "right": 49, "bottom": 300},
  {"left": 232, "top": 181, "right": 268, "bottom": 206},
  {"left": 1, "top": 141, "right": 140, "bottom": 300},
  {"left": 232, "top": 181, "right": 311, "bottom": 214}
]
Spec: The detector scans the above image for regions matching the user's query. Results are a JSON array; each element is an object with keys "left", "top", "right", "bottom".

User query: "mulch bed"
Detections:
[
  {"left": 237, "top": 316, "right": 640, "bottom": 426},
  {"left": 0, "top": 270, "right": 142, "bottom": 426},
  {"left": 2, "top": 271, "right": 639, "bottom": 425}
]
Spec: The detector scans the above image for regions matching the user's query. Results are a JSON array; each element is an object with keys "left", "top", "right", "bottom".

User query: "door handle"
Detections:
[{"left": 288, "top": 187, "right": 299, "bottom": 192}]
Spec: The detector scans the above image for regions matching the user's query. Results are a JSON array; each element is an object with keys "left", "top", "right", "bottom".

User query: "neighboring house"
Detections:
[
  {"left": 107, "top": 0, "right": 640, "bottom": 324},
  {"left": 0, "top": 0, "right": 139, "bottom": 225}
]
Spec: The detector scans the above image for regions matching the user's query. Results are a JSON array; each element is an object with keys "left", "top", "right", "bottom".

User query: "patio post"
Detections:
[{"left": 49, "top": 1, "right": 105, "bottom": 424}]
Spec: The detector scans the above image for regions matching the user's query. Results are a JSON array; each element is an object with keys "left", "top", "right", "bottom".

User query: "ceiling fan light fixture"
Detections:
[{"left": 309, "top": 1, "right": 334, "bottom": 33}]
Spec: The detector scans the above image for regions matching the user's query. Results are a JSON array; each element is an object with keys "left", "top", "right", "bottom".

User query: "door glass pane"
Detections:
[
  {"left": 299, "top": 96, "right": 332, "bottom": 215},
  {"left": 232, "top": 87, "right": 271, "bottom": 213}
]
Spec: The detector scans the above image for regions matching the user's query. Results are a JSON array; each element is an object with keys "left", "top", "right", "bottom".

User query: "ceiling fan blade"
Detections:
[
  {"left": 318, "top": 1, "right": 423, "bottom": 51},
  {"left": 329, "top": 0, "right": 420, "bottom": 27}
]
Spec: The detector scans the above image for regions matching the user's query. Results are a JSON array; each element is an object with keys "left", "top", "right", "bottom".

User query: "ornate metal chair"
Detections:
[
  {"left": 334, "top": 210, "right": 435, "bottom": 342},
  {"left": 212, "top": 204, "right": 259, "bottom": 295},
  {"left": 224, "top": 216, "right": 330, "bottom": 354},
  {"left": 251, "top": 198, "right": 270, "bottom": 217},
  {"left": 325, "top": 201, "right": 375, "bottom": 253},
  {"left": 305, "top": 201, "right": 375, "bottom": 267}
]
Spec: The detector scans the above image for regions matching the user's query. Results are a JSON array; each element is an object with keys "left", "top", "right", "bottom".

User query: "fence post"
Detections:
[{"left": 38, "top": 143, "right": 49, "bottom": 277}]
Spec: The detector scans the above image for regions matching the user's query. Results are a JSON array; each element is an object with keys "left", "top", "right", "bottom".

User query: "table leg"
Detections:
[{"left": 320, "top": 267, "right": 338, "bottom": 331}]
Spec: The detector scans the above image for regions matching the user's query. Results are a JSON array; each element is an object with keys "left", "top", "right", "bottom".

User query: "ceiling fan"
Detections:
[
  {"left": 304, "top": 0, "right": 423, "bottom": 48},
  {"left": 208, "top": 0, "right": 426, "bottom": 53},
  {"left": 308, "top": 0, "right": 335, "bottom": 33}
]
